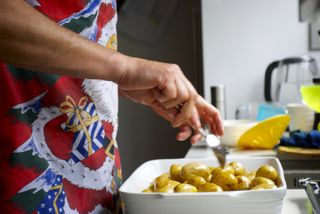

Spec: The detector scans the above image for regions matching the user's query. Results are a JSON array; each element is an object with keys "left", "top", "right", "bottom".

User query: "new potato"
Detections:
[
  {"left": 174, "top": 183, "right": 198, "bottom": 193},
  {"left": 143, "top": 162, "right": 280, "bottom": 193},
  {"left": 229, "top": 162, "right": 246, "bottom": 176},
  {"left": 199, "top": 183, "right": 223, "bottom": 192},
  {"left": 211, "top": 170, "right": 237, "bottom": 191},
  {"left": 154, "top": 180, "right": 180, "bottom": 193},
  {"left": 251, "top": 177, "right": 275, "bottom": 188},
  {"left": 187, "top": 176, "right": 207, "bottom": 188},
  {"left": 180, "top": 162, "right": 211, "bottom": 181},
  {"left": 251, "top": 183, "right": 277, "bottom": 190},
  {"left": 170, "top": 164, "right": 183, "bottom": 182},
  {"left": 256, "top": 165, "right": 279, "bottom": 181},
  {"left": 212, "top": 165, "right": 235, "bottom": 177},
  {"left": 153, "top": 173, "right": 170, "bottom": 189},
  {"left": 235, "top": 175, "right": 251, "bottom": 190}
]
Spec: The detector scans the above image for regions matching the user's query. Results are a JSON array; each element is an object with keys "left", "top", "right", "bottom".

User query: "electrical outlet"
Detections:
[{"left": 310, "top": 22, "right": 320, "bottom": 50}]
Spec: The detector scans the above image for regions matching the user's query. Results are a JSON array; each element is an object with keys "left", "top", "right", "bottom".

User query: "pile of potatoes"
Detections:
[{"left": 142, "top": 161, "right": 281, "bottom": 193}]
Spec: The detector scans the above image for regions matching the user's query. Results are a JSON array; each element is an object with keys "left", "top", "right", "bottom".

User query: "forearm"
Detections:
[{"left": 0, "top": 0, "right": 127, "bottom": 82}]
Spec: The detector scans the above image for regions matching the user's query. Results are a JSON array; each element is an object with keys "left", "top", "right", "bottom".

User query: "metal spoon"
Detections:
[{"left": 198, "top": 127, "right": 229, "bottom": 167}]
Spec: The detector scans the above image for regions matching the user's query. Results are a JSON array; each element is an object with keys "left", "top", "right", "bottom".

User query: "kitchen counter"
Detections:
[
  {"left": 282, "top": 189, "right": 310, "bottom": 214},
  {"left": 185, "top": 146, "right": 311, "bottom": 214}
]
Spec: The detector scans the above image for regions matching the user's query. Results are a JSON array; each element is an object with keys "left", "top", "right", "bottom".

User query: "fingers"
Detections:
[
  {"left": 187, "top": 107, "right": 201, "bottom": 130},
  {"left": 196, "top": 96, "right": 224, "bottom": 136},
  {"left": 191, "top": 132, "right": 202, "bottom": 145},
  {"left": 150, "top": 64, "right": 223, "bottom": 139},
  {"left": 160, "top": 79, "right": 190, "bottom": 109},
  {"left": 176, "top": 125, "right": 202, "bottom": 144},
  {"left": 176, "top": 125, "right": 192, "bottom": 141},
  {"left": 172, "top": 99, "right": 194, "bottom": 127},
  {"left": 153, "top": 65, "right": 199, "bottom": 129},
  {"left": 151, "top": 105, "right": 178, "bottom": 122},
  {"left": 154, "top": 64, "right": 180, "bottom": 103},
  {"left": 152, "top": 83, "right": 177, "bottom": 103},
  {"left": 155, "top": 64, "right": 197, "bottom": 109},
  {"left": 151, "top": 105, "right": 199, "bottom": 143},
  {"left": 176, "top": 125, "right": 202, "bottom": 145},
  {"left": 120, "top": 58, "right": 224, "bottom": 141}
]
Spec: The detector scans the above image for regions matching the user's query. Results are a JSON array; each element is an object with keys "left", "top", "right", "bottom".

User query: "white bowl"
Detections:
[
  {"left": 286, "top": 103, "right": 315, "bottom": 131},
  {"left": 120, "top": 157, "right": 287, "bottom": 214},
  {"left": 220, "top": 120, "right": 257, "bottom": 147}
]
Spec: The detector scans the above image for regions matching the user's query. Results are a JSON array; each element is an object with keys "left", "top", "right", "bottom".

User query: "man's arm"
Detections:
[
  {"left": 0, "top": 0, "right": 125, "bottom": 81},
  {"left": 0, "top": 0, "right": 223, "bottom": 139}
]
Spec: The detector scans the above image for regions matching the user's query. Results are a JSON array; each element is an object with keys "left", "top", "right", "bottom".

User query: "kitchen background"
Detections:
[
  {"left": 116, "top": 0, "right": 320, "bottom": 179},
  {"left": 202, "top": 0, "right": 320, "bottom": 119}
]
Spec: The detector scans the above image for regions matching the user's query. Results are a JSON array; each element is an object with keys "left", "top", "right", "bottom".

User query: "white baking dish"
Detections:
[{"left": 119, "top": 157, "right": 287, "bottom": 214}]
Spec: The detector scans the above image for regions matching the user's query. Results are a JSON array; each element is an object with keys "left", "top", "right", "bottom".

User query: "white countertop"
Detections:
[
  {"left": 282, "top": 189, "right": 310, "bottom": 214},
  {"left": 185, "top": 146, "right": 312, "bottom": 214}
]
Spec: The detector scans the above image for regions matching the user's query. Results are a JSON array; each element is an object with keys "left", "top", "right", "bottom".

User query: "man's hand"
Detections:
[
  {"left": 150, "top": 96, "right": 224, "bottom": 144},
  {"left": 118, "top": 57, "right": 200, "bottom": 129},
  {"left": 118, "top": 57, "right": 224, "bottom": 143}
]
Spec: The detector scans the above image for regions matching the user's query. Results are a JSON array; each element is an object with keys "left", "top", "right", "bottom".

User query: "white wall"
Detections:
[{"left": 202, "top": 0, "right": 311, "bottom": 119}]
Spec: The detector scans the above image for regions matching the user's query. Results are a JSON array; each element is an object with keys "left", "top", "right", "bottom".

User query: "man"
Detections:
[{"left": 0, "top": 0, "right": 223, "bottom": 213}]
